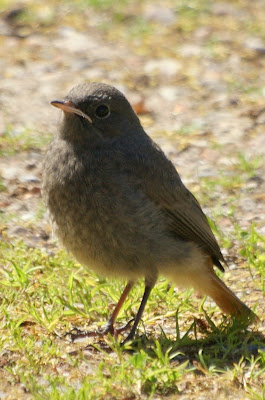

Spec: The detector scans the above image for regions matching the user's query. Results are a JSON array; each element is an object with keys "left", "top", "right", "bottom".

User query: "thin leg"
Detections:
[
  {"left": 103, "top": 281, "right": 134, "bottom": 334},
  {"left": 123, "top": 284, "right": 153, "bottom": 343},
  {"left": 67, "top": 281, "right": 134, "bottom": 341}
]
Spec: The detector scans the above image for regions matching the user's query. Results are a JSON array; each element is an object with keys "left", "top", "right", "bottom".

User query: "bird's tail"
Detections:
[
  {"left": 168, "top": 253, "right": 258, "bottom": 322},
  {"left": 204, "top": 272, "right": 257, "bottom": 321},
  {"left": 165, "top": 250, "right": 258, "bottom": 322},
  {"left": 190, "top": 254, "right": 258, "bottom": 322}
]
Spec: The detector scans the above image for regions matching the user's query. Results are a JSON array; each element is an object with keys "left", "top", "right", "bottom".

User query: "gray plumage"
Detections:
[{"left": 42, "top": 83, "right": 255, "bottom": 340}]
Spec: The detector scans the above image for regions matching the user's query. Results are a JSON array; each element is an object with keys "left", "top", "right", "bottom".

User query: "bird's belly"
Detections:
[
  {"left": 47, "top": 184, "right": 162, "bottom": 280},
  {"left": 45, "top": 172, "right": 205, "bottom": 286}
]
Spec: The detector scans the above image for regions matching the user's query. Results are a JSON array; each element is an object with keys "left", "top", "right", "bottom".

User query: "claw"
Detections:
[{"left": 65, "top": 318, "right": 135, "bottom": 342}]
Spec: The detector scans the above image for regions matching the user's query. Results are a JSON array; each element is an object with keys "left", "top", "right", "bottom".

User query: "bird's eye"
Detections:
[{"left": 95, "top": 104, "right": 110, "bottom": 119}]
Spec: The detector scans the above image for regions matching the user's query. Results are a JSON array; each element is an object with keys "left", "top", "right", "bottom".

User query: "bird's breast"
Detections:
[{"left": 42, "top": 141, "right": 175, "bottom": 279}]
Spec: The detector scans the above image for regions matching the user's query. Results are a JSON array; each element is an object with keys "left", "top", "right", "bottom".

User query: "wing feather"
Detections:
[{"left": 125, "top": 139, "right": 225, "bottom": 270}]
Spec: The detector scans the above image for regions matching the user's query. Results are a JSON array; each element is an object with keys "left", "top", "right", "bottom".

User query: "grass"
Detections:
[
  {"left": 0, "top": 125, "right": 51, "bottom": 156},
  {"left": 0, "top": 224, "right": 264, "bottom": 399},
  {"left": 237, "top": 224, "right": 265, "bottom": 294},
  {"left": 1, "top": 0, "right": 265, "bottom": 398},
  {"left": 0, "top": 175, "right": 6, "bottom": 191},
  {"left": 197, "top": 153, "right": 263, "bottom": 206}
]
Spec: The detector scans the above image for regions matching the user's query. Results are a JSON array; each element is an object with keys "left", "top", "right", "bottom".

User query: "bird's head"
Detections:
[{"left": 51, "top": 82, "right": 142, "bottom": 143}]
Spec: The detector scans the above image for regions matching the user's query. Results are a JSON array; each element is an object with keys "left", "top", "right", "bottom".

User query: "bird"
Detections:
[{"left": 42, "top": 82, "right": 256, "bottom": 342}]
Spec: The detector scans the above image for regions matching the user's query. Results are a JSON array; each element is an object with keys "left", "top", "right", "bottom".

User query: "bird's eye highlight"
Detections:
[{"left": 95, "top": 104, "right": 110, "bottom": 119}]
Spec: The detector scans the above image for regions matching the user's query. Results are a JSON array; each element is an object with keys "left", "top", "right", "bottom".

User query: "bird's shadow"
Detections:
[{"left": 77, "top": 315, "right": 265, "bottom": 372}]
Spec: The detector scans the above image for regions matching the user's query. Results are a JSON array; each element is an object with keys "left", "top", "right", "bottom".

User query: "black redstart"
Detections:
[{"left": 42, "top": 82, "right": 256, "bottom": 342}]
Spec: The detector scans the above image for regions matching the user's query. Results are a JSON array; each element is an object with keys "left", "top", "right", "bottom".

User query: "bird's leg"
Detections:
[
  {"left": 123, "top": 281, "right": 154, "bottom": 343},
  {"left": 67, "top": 281, "right": 134, "bottom": 341},
  {"left": 101, "top": 281, "right": 134, "bottom": 335}
]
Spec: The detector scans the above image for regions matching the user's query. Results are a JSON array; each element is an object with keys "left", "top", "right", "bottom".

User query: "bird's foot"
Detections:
[{"left": 65, "top": 318, "right": 134, "bottom": 342}]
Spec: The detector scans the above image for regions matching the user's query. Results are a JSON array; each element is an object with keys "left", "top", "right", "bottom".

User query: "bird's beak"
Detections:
[{"left": 51, "top": 100, "right": 92, "bottom": 123}]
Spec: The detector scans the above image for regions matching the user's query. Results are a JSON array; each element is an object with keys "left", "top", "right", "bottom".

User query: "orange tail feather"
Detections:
[
  {"left": 201, "top": 273, "right": 258, "bottom": 322},
  {"left": 207, "top": 274, "right": 251, "bottom": 315}
]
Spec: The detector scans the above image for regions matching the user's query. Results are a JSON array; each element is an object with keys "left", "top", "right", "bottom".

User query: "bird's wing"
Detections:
[
  {"left": 159, "top": 182, "right": 225, "bottom": 269},
  {"left": 127, "top": 141, "right": 225, "bottom": 269}
]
